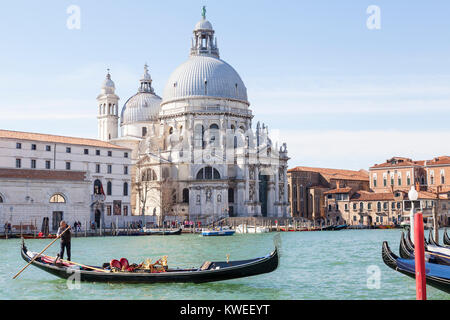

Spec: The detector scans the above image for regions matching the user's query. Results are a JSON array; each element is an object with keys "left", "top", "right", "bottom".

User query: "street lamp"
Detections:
[{"left": 408, "top": 186, "right": 418, "bottom": 243}]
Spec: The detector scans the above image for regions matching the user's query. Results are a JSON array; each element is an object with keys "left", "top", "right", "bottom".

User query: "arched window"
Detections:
[
  {"left": 50, "top": 194, "right": 66, "bottom": 203},
  {"left": 377, "top": 202, "right": 381, "bottom": 212},
  {"left": 123, "top": 182, "right": 128, "bottom": 196},
  {"left": 107, "top": 181, "right": 112, "bottom": 196},
  {"left": 182, "top": 188, "right": 189, "bottom": 203},
  {"left": 0, "top": 194, "right": 3, "bottom": 203},
  {"left": 228, "top": 188, "right": 234, "bottom": 203},
  {"left": 142, "top": 169, "right": 157, "bottom": 181},
  {"left": 93, "top": 179, "right": 103, "bottom": 195},
  {"left": 194, "top": 124, "right": 205, "bottom": 149},
  {"left": 359, "top": 202, "right": 363, "bottom": 210},
  {"left": 196, "top": 166, "right": 220, "bottom": 180},
  {"left": 209, "top": 124, "right": 219, "bottom": 147}
]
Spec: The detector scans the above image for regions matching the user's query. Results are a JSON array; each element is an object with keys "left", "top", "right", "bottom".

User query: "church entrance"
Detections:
[
  {"left": 259, "top": 174, "right": 269, "bottom": 217},
  {"left": 95, "top": 209, "right": 101, "bottom": 228}
]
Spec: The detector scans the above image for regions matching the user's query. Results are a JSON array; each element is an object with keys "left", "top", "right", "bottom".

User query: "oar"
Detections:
[
  {"left": 44, "top": 254, "right": 109, "bottom": 273},
  {"left": 13, "top": 226, "right": 70, "bottom": 279}
]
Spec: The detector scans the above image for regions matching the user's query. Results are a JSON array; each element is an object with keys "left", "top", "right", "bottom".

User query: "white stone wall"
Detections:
[
  {"left": 0, "top": 136, "right": 133, "bottom": 230},
  {"left": 0, "top": 179, "right": 90, "bottom": 232}
]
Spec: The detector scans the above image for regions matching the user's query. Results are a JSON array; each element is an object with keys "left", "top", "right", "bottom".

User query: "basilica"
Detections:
[{"left": 98, "top": 13, "right": 289, "bottom": 224}]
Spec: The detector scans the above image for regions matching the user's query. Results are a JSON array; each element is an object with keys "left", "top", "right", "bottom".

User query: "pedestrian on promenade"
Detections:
[{"left": 57, "top": 221, "right": 72, "bottom": 261}]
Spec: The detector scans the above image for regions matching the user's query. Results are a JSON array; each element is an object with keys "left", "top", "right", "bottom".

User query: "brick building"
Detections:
[{"left": 287, "top": 166, "right": 369, "bottom": 222}]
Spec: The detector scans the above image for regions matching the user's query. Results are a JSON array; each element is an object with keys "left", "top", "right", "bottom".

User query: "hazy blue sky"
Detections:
[{"left": 1, "top": 1, "right": 449, "bottom": 170}]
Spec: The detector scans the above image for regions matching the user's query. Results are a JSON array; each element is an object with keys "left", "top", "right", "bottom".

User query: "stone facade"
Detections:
[
  {"left": 98, "top": 14, "right": 290, "bottom": 224},
  {"left": 0, "top": 130, "right": 132, "bottom": 232}
]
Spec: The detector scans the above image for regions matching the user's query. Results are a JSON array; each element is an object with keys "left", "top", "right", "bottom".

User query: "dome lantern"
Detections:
[
  {"left": 190, "top": 6, "right": 219, "bottom": 58},
  {"left": 139, "top": 64, "right": 154, "bottom": 94}
]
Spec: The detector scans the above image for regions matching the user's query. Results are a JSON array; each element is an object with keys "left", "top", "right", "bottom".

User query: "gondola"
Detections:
[
  {"left": 20, "top": 239, "right": 278, "bottom": 283},
  {"left": 382, "top": 241, "right": 450, "bottom": 294},
  {"left": 117, "top": 228, "right": 182, "bottom": 236},
  {"left": 444, "top": 229, "right": 450, "bottom": 246},
  {"left": 399, "top": 232, "right": 450, "bottom": 266},
  {"left": 406, "top": 229, "right": 450, "bottom": 256},
  {"left": 428, "top": 228, "right": 449, "bottom": 248}
]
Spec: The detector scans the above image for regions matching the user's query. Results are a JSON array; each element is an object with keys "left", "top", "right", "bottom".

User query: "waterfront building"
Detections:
[
  {"left": 293, "top": 156, "right": 450, "bottom": 226},
  {"left": 287, "top": 166, "right": 369, "bottom": 222},
  {"left": 0, "top": 130, "right": 132, "bottom": 232},
  {"left": 97, "top": 13, "right": 289, "bottom": 223}
]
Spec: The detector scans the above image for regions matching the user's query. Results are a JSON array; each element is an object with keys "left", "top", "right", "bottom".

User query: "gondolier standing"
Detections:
[{"left": 57, "top": 221, "right": 71, "bottom": 261}]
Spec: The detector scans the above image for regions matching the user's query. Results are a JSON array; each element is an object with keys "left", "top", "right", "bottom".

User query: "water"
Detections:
[{"left": 0, "top": 229, "right": 448, "bottom": 300}]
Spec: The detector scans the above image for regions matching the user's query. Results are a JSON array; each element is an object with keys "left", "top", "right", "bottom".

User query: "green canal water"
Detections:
[{"left": 0, "top": 229, "right": 448, "bottom": 300}]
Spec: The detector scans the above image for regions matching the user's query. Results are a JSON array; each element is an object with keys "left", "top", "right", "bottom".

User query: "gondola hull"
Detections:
[
  {"left": 20, "top": 241, "right": 278, "bottom": 284},
  {"left": 400, "top": 232, "right": 450, "bottom": 266},
  {"left": 444, "top": 229, "right": 450, "bottom": 246},
  {"left": 382, "top": 241, "right": 450, "bottom": 294}
]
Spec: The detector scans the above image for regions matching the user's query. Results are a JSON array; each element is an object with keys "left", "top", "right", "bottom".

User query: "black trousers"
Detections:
[{"left": 60, "top": 241, "right": 71, "bottom": 261}]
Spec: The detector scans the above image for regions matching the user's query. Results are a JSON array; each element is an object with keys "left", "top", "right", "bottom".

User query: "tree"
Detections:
[
  {"left": 134, "top": 163, "right": 152, "bottom": 216},
  {"left": 158, "top": 177, "right": 177, "bottom": 226}
]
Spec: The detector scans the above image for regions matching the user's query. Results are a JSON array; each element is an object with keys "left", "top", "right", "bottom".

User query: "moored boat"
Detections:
[
  {"left": 381, "top": 241, "right": 450, "bottom": 294},
  {"left": 235, "top": 225, "right": 269, "bottom": 234},
  {"left": 20, "top": 239, "right": 278, "bottom": 283},
  {"left": 399, "top": 232, "right": 450, "bottom": 266},
  {"left": 444, "top": 229, "right": 450, "bottom": 246},
  {"left": 142, "top": 228, "right": 182, "bottom": 236},
  {"left": 201, "top": 227, "right": 235, "bottom": 236}
]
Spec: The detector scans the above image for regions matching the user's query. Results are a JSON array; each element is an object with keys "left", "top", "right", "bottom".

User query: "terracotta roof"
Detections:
[
  {"left": 370, "top": 157, "right": 423, "bottom": 169},
  {"left": 288, "top": 166, "right": 369, "bottom": 181},
  {"left": 0, "top": 129, "right": 129, "bottom": 150},
  {"left": 324, "top": 187, "right": 353, "bottom": 195},
  {"left": 351, "top": 191, "right": 395, "bottom": 201},
  {"left": 0, "top": 168, "right": 87, "bottom": 181},
  {"left": 426, "top": 156, "right": 450, "bottom": 166}
]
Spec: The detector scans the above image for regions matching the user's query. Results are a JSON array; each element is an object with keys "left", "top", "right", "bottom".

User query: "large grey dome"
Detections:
[
  {"left": 120, "top": 65, "right": 162, "bottom": 125},
  {"left": 162, "top": 55, "right": 248, "bottom": 105}
]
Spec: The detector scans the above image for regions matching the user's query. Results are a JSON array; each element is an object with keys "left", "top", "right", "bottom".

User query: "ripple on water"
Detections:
[{"left": 0, "top": 230, "right": 448, "bottom": 300}]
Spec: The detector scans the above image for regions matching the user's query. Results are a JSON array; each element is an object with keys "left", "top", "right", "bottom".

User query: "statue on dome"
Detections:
[{"left": 202, "top": 6, "right": 206, "bottom": 19}]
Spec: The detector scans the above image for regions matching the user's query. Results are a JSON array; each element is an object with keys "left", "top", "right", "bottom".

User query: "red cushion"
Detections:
[
  {"left": 110, "top": 259, "right": 121, "bottom": 269},
  {"left": 119, "top": 258, "right": 129, "bottom": 269}
]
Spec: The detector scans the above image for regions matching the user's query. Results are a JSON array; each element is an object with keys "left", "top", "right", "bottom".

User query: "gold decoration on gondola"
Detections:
[{"left": 226, "top": 254, "right": 230, "bottom": 264}]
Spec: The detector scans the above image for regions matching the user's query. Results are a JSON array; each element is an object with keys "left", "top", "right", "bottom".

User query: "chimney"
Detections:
[
  {"left": 415, "top": 181, "right": 420, "bottom": 192},
  {"left": 336, "top": 181, "right": 340, "bottom": 189}
]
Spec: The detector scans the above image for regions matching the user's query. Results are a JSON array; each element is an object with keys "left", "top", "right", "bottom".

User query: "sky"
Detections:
[{"left": 0, "top": 0, "right": 449, "bottom": 171}]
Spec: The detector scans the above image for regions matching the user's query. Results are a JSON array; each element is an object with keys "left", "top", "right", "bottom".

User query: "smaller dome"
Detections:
[
  {"left": 194, "top": 18, "right": 213, "bottom": 31},
  {"left": 120, "top": 92, "right": 162, "bottom": 125}
]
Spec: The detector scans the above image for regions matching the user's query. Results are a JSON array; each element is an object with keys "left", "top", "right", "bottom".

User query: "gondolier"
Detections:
[{"left": 57, "top": 221, "right": 71, "bottom": 261}]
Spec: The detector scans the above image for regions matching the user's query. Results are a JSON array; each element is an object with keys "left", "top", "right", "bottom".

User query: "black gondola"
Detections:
[
  {"left": 382, "top": 241, "right": 450, "bottom": 294},
  {"left": 399, "top": 232, "right": 414, "bottom": 259},
  {"left": 399, "top": 232, "right": 450, "bottom": 266},
  {"left": 444, "top": 229, "right": 450, "bottom": 246},
  {"left": 20, "top": 239, "right": 279, "bottom": 283},
  {"left": 428, "top": 228, "right": 439, "bottom": 246}
]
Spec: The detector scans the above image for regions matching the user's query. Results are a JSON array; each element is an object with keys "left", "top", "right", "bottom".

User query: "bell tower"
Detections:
[{"left": 97, "top": 69, "right": 119, "bottom": 141}]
